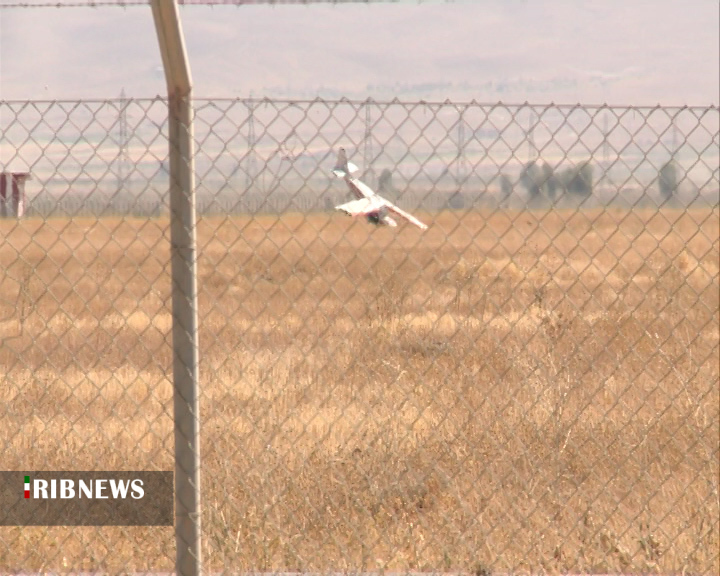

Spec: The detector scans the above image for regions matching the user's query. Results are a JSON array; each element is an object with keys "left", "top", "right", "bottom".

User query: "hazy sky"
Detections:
[{"left": 0, "top": 0, "right": 718, "bottom": 103}]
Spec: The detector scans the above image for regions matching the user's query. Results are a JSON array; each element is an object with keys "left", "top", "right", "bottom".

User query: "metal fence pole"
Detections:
[{"left": 150, "top": 2, "right": 201, "bottom": 575}]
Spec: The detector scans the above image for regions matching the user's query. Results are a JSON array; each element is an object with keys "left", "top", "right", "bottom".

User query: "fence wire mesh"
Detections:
[{"left": 1, "top": 97, "right": 719, "bottom": 573}]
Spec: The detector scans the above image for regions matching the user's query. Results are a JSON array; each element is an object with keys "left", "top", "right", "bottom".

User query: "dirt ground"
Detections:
[{"left": 1, "top": 207, "right": 718, "bottom": 573}]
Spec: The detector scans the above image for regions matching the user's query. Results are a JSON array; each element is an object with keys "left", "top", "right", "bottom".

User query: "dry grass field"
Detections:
[{"left": 1, "top": 207, "right": 718, "bottom": 573}]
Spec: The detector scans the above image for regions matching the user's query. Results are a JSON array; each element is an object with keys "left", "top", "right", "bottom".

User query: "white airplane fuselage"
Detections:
[{"left": 344, "top": 177, "right": 397, "bottom": 227}]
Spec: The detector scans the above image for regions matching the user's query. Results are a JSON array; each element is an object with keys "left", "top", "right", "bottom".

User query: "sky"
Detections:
[{"left": 0, "top": 0, "right": 718, "bottom": 104}]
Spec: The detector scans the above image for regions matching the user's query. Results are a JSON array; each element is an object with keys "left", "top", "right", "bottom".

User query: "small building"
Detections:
[{"left": 0, "top": 172, "right": 31, "bottom": 218}]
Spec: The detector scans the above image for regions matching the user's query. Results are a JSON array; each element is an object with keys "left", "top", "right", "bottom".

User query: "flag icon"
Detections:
[{"left": 24, "top": 476, "right": 30, "bottom": 499}]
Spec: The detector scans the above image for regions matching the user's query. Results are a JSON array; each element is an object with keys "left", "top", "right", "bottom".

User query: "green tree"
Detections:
[
  {"left": 659, "top": 161, "right": 679, "bottom": 199},
  {"left": 520, "top": 161, "right": 548, "bottom": 199},
  {"left": 378, "top": 168, "right": 394, "bottom": 198},
  {"left": 559, "top": 161, "right": 593, "bottom": 198},
  {"left": 499, "top": 173, "right": 513, "bottom": 203},
  {"left": 542, "top": 163, "right": 560, "bottom": 201},
  {"left": 520, "top": 161, "right": 555, "bottom": 200},
  {"left": 448, "top": 191, "right": 465, "bottom": 209}
]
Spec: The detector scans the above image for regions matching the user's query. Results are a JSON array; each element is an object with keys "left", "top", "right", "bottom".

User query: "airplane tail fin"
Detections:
[{"left": 332, "top": 147, "right": 359, "bottom": 178}]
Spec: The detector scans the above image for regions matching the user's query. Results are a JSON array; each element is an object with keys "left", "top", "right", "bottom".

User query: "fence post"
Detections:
[
  {"left": 0, "top": 173, "right": 7, "bottom": 218},
  {"left": 150, "top": 2, "right": 201, "bottom": 576}
]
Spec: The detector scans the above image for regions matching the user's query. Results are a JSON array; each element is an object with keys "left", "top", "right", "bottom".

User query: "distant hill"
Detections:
[{"left": 0, "top": 1, "right": 717, "bottom": 104}]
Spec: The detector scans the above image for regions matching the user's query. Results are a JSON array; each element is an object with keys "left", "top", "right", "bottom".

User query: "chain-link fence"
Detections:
[{"left": 1, "top": 97, "right": 719, "bottom": 573}]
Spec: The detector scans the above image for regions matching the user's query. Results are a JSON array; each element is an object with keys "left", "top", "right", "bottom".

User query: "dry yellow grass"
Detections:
[{"left": 1, "top": 207, "right": 718, "bottom": 573}]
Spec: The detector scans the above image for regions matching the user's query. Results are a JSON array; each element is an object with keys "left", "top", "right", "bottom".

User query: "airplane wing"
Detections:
[
  {"left": 380, "top": 198, "right": 429, "bottom": 230},
  {"left": 335, "top": 196, "right": 385, "bottom": 217}
]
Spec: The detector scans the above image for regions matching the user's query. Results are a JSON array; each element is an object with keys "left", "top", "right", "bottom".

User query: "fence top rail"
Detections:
[
  {"left": 0, "top": 97, "right": 718, "bottom": 111},
  {"left": 192, "top": 98, "right": 720, "bottom": 111}
]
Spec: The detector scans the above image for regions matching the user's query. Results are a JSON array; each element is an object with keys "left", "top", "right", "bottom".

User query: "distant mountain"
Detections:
[{"left": 0, "top": 1, "right": 717, "bottom": 104}]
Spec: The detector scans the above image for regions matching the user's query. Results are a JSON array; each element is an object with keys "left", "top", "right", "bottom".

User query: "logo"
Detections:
[
  {"left": 23, "top": 476, "right": 145, "bottom": 500},
  {"left": 1, "top": 471, "right": 173, "bottom": 526}
]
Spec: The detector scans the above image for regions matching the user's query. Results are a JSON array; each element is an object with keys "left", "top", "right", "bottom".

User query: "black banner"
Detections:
[{"left": 0, "top": 471, "right": 173, "bottom": 526}]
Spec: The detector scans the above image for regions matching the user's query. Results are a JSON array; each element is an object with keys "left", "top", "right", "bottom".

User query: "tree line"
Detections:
[{"left": 502, "top": 159, "right": 681, "bottom": 202}]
